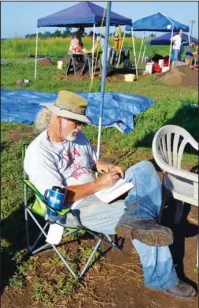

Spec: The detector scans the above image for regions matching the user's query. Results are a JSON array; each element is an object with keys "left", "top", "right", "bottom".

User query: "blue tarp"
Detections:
[
  {"left": 38, "top": 1, "right": 132, "bottom": 28},
  {"left": 146, "top": 32, "right": 198, "bottom": 46},
  {"left": 1, "top": 89, "right": 155, "bottom": 134},
  {"left": 125, "top": 12, "right": 189, "bottom": 32}
]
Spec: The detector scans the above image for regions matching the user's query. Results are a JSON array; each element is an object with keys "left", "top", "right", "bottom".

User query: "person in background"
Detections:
[
  {"left": 88, "top": 31, "right": 112, "bottom": 74},
  {"left": 171, "top": 29, "right": 183, "bottom": 61},
  {"left": 112, "top": 25, "right": 122, "bottom": 52},
  {"left": 69, "top": 27, "right": 85, "bottom": 54},
  {"left": 185, "top": 40, "right": 196, "bottom": 66}
]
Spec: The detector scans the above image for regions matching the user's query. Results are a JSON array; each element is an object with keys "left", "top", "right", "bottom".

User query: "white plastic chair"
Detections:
[{"left": 152, "top": 125, "right": 198, "bottom": 266}]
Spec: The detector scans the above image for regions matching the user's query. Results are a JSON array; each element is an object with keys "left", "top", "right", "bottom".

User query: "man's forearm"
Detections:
[{"left": 65, "top": 179, "right": 105, "bottom": 202}]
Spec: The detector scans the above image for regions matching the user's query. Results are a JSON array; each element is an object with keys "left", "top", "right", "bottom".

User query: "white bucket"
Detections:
[
  {"left": 158, "top": 59, "right": 164, "bottom": 68},
  {"left": 162, "top": 66, "right": 170, "bottom": 73},
  {"left": 124, "top": 74, "right": 135, "bottom": 82},
  {"left": 145, "top": 63, "right": 153, "bottom": 74},
  {"left": 57, "top": 60, "right": 63, "bottom": 69}
]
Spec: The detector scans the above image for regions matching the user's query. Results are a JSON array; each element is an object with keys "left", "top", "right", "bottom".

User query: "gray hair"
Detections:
[{"left": 34, "top": 108, "right": 53, "bottom": 133}]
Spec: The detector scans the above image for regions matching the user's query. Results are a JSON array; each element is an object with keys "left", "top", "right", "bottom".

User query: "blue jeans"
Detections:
[
  {"left": 124, "top": 161, "right": 178, "bottom": 290},
  {"left": 65, "top": 161, "right": 178, "bottom": 290},
  {"left": 171, "top": 49, "right": 180, "bottom": 61}
]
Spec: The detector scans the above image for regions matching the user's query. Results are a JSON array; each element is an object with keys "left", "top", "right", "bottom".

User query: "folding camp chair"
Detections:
[{"left": 22, "top": 145, "right": 121, "bottom": 280}]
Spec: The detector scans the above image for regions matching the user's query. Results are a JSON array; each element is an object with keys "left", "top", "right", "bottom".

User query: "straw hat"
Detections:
[{"left": 40, "top": 90, "right": 91, "bottom": 124}]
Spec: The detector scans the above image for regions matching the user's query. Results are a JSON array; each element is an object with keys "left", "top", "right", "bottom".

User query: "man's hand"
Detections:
[
  {"left": 108, "top": 164, "right": 124, "bottom": 179},
  {"left": 96, "top": 171, "right": 120, "bottom": 189}
]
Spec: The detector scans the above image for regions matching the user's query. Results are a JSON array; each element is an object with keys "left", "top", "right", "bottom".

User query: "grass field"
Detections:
[
  {"left": 1, "top": 37, "right": 198, "bottom": 307},
  {"left": 1, "top": 36, "right": 171, "bottom": 59}
]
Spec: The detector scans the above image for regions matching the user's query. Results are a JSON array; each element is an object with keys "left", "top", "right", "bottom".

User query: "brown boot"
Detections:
[{"left": 115, "top": 218, "right": 173, "bottom": 246}]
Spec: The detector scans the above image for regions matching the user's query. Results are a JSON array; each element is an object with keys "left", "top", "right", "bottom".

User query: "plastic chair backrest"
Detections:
[{"left": 153, "top": 125, "right": 198, "bottom": 169}]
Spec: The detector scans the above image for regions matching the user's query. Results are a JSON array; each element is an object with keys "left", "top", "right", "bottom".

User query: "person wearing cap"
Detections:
[
  {"left": 88, "top": 31, "right": 112, "bottom": 74},
  {"left": 69, "top": 27, "right": 85, "bottom": 54},
  {"left": 24, "top": 90, "right": 196, "bottom": 300}
]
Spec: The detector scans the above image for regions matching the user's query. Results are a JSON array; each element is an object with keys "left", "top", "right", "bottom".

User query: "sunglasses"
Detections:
[
  {"left": 74, "top": 120, "right": 86, "bottom": 126},
  {"left": 66, "top": 118, "right": 86, "bottom": 126}
]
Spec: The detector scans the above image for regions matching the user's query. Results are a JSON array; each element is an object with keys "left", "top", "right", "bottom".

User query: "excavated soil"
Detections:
[
  {"left": 157, "top": 66, "right": 198, "bottom": 87},
  {"left": 38, "top": 58, "right": 56, "bottom": 66},
  {"left": 54, "top": 67, "right": 138, "bottom": 83}
]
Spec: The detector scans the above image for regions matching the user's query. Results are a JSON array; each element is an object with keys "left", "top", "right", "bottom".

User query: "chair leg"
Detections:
[
  {"left": 24, "top": 183, "right": 31, "bottom": 254},
  {"left": 71, "top": 56, "right": 77, "bottom": 75},
  {"left": 81, "top": 58, "right": 88, "bottom": 75},
  {"left": 158, "top": 186, "right": 168, "bottom": 224},
  {"left": 174, "top": 200, "right": 184, "bottom": 224},
  {"left": 66, "top": 58, "right": 72, "bottom": 75},
  {"left": 79, "top": 239, "right": 102, "bottom": 278}
]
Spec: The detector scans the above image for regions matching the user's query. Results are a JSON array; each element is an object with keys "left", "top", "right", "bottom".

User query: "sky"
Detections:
[{"left": 1, "top": 1, "right": 198, "bottom": 38}]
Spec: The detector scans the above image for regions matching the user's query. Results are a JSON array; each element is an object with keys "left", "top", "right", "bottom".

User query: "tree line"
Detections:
[{"left": 25, "top": 28, "right": 156, "bottom": 39}]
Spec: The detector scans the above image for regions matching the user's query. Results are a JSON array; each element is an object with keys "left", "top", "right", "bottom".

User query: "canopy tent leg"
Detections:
[
  {"left": 141, "top": 43, "right": 147, "bottom": 63},
  {"left": 34, "top": 28, "right": 39, "bottom": 79},
  {"left": 116, "top": 32, "right": 125, "bottom": 68},
  {"left": 96, "top": 1, "right": 111, "bottom": 160},
  {"left": 91, "top": 24, "right": 96, "bottom": 80},
  {"left": 168, "top": 27, "right": 174, "bottom": 69},
  {"left": 137, "top": 31, "right": 145, "bottom": 65},
  {"left": 131, "top": 28, "right": 138, "bottom": 76}
]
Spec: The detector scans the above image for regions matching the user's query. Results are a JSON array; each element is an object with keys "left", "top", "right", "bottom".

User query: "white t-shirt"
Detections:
[
  {"left": 172, "top": 34, "right": 182, "bottom": 50},
  {"left": 24, "top": 130, "right": 97, "bottom": 198}
]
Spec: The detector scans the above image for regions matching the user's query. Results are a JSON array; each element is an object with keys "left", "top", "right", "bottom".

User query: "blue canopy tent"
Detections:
[
  {"left": 146, "top": 32, "right": 198, "bottom": 46},
  {"left": 35, "top": 1, "right": 133, "bottom": 79},
  {"left": 125, "top": 12, "right": 189, "bottom": 65},
  {"left": 35, "top": 2, "right": 134, "bottom": 158}
]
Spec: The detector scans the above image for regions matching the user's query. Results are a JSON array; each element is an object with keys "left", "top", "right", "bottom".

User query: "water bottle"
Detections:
[{"left": 43, "top": 186, "right": 66, "bottom": 223}]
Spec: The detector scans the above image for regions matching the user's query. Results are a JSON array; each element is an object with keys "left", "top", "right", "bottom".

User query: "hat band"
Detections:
[{"left": 55, "top": 102, "right": 85, "bottom": 115}]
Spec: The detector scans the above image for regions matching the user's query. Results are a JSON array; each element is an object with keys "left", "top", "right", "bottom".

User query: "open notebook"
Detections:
[{"left": 95, "top": 178, "right": 134, "bottom": 203}]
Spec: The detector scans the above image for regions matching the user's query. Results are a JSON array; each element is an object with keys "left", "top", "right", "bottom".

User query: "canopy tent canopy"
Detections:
[
  {"left": 125, "top": 12, "right": 189, "bottom": 32},
  {"left": 37, "top": 1, "right": 132, "bottom": 28},
  {"left": 34, "top": 1, "right": 136, "bottom": 80},
  {"left": 146, "top": 32, "right": 198, "bottom": 46},
  {"left": 125, "top": 12, "right": 189, "bottom": 66}
]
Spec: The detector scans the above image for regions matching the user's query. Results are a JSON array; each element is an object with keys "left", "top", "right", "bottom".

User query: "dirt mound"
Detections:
[
  {"left": 38, "top": 58, "right": 56, "bottom": 66},
  {"left": 53, "top": 67, "right": 138, "bottom": 83},
  {"left": 157, "top": 65, "right": 198, "bottom": 87}
]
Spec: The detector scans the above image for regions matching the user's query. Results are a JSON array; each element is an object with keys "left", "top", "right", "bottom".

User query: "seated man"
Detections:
[
  {"left": 24, "top": 90, "right": 196, "bottom": 300},
  {"left": 69, "top": 27, "right": 85, "bottom": 54}
]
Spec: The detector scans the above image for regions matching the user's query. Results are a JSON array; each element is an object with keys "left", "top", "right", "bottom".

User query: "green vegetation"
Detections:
[
  {"left": 1, "top": 37, "right": 198, "bottom": 306},
  {"left": 2, "top": 37, "right": 170, "bottom": 59}
]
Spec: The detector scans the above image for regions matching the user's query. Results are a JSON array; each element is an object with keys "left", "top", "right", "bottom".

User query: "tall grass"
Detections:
[{"left": 2, "top": 37, "right": 170, "bottom": 59}]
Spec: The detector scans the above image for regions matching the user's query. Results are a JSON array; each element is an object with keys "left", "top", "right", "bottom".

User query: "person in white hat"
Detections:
[{"left": 24, "top": 90, "right": 196, "bottom": 299}]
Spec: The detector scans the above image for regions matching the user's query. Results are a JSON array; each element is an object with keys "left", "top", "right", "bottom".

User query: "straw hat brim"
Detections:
[{"left": 40, "top": 103, "right": 91, "bottom": 124}]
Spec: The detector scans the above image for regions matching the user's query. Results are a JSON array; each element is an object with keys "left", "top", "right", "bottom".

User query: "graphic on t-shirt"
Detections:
[{"left": 62, "top": 146, "right": 93, "bottom": 181}]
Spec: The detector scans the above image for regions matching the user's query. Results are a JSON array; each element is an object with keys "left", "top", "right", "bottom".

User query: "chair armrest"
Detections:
[{"left": 160, "top": 159, "right": 198, "bottom": 183}]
